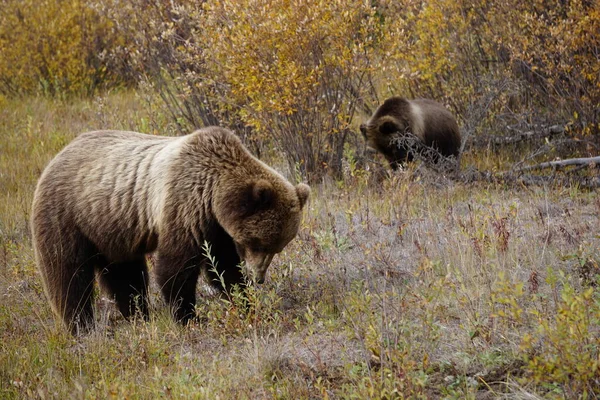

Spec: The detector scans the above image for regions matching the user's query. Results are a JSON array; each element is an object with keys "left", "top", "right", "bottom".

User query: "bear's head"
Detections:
[
  {"left": 214, "top": 178, "right": 310, "bottom": 284},
  {"left": 360, "top": 97, "right": 414, "bottom": 170}
]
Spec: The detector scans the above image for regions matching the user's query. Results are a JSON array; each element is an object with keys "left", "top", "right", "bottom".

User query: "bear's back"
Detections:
[
  {"left": 34, "top": 131, "right": 183, "bottom": 260},
  {"left": 411, "top": 99, "right": 461, "bottom": 156}
]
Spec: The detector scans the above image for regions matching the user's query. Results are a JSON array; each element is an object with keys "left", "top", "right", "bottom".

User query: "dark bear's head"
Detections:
[
  {"left": 360, "top": 97, "right": 414, "bottom": 170},
  {"left": 214, "top": 178, "right": 310, "bottom": 284}
]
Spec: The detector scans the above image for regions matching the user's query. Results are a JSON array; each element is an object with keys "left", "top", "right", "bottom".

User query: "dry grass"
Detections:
[{"left": 1, "top": 92, "right": 599, "bottom": 399}]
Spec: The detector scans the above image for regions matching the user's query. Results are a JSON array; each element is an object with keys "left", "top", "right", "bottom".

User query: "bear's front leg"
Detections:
[
  {"left": 203, "top": 238, "right": 246, "bottom": 296},
  {"left": 154, "top": 251, "right": 201, "bottom": 324}
]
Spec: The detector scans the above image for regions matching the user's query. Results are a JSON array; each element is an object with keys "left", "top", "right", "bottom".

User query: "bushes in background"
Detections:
[
  {"left": 1, "top": 0, "right": 598, "bottom": 179},
  {"left": 0, "top": 0, "right": 134, "bottom": 96}
]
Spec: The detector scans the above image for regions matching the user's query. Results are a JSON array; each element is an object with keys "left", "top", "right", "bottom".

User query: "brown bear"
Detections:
[
  {"left": 360, "top": 97, "right": 461, "bottom": 170},
  {"left": 31, "top": 127, "right": 310, "bottom": 334}
]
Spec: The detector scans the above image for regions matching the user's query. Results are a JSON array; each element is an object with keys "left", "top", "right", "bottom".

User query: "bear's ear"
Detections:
[
  {"left": 379, "top": 120, "right": 399, "bottom": 135},
  {"left": 296, "top": 183, "right": 310, "bottom": 208},
  {"left": 359, "top": 123, "right": 368, "bottom": 139},
  {"left": 248, "top": 179, "right": 274, "bottom": 210}
]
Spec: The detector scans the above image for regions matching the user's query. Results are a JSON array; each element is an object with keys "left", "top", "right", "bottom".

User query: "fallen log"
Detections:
[
  {"left": 457, "top": 168, "right": 600, "bottom": 190},
  {"left": 516, "top": 156, "right": 600, "bottom": 172},
  {"left": 471, "top": 124, "right": 566, "bottom": 146}
]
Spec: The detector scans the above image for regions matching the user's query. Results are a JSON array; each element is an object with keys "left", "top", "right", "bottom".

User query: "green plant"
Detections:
[{"left": 492, "top": 271, "right": 600, "bottom": 397}]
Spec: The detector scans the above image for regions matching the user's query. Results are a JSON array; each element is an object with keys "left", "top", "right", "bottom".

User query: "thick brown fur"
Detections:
[
  {"left": 31, "top": 127, "right": 310, "bottom": 334},
  {"left": 360, "top": 97, "right": 461, "bottom": 170}
]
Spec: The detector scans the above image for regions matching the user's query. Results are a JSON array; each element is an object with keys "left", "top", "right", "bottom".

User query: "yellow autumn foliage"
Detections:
[
  {"left": 193, "top": 0, "right": 383, "bottom": 179},
  {"left": 375, "top": 0, "right": 599, "bottom": 134},
  {"left": 0, "top": 0, "right": 598, "bottom": 176},
  {"left": 0, "top": 0, "right": 130, "bottom": 96}
]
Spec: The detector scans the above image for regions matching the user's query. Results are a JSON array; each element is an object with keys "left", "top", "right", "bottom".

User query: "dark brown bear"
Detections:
[
  {"left": 360, "top": 97, "right": 461, "bottom": 170},
  {"left": 31, "top": 127, "right": 310, "bottom": 334}
]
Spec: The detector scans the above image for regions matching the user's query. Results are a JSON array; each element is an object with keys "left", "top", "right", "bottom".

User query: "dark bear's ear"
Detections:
[
  {"left": 379, "top": 120, "right": 399, "bottom": 135},
  {"left": 296, "top": 183, "right": 310, "bottom": 208},
  {"left": 249, "top": 179, "right": 274, "bottom": 210},
  {"left": 359, "top": 123, "right": 367, "bottom": 139}
]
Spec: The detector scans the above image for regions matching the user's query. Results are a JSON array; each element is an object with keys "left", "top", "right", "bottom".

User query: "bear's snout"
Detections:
[{"left": 246, "top": 252, "right": 274, "bottom": 285}]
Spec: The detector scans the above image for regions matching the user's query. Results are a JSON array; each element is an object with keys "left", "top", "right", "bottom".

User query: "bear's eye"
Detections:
[{"left": 248, "top": 238, "right": 264, "bottom": 253}]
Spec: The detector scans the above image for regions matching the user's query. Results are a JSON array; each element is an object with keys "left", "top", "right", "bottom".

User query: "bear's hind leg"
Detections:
[
  {"left": 63, "top": 259, "right": 96, "bottom": 335},
  {"left": 96, "top": 259, "right": 150, "bottom": 321},
  {"left": 36, "top": 231, "right": 98, "bottom": 335}
]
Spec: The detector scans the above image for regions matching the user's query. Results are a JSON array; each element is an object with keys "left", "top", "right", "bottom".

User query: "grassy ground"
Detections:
[{"left": 1, "top": 92, "right": 599, "bottom": 399}]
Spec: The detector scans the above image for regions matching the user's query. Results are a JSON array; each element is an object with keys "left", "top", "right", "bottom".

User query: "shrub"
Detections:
[
  {"left": 0, "top": 0, "right": 133, "bottom": 96},
  {"left": 368, "top": 0, "right": 600, "bottom": 137},
  {"left": 114, "top": 0, "right": 383, "bottom": 181},
  {"left": 492, "top": 272, "right": 600, "bottom": 397},
  {"left": 2, "top": 0, "right": 597, "bottom": 174},
  {"left": 499, "top": 0, "right": 600, "bottom": 135},
  {"left": 200, "top": 0, "right": 384, "bottom": 181}
]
